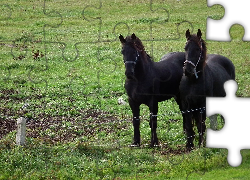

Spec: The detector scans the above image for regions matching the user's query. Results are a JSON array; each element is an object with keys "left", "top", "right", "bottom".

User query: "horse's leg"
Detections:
[
  {"left": 194, "top": 111, "right": 206, "bottom": 147},
  {"left": 149, "top": 102, "right": 159, "bottom": 147},
  {"left": 175, "top": 94, "right": 186, "bottom": 132},
  {"left": 182, "top": 113, "right": 187, "bottom": 133},
  {"left": 128, "top": 98, "right": 141, "bottom": 146},
  {"left": 201, "top": 112, "right": 206, "bottom": 146},
  {"left": 184, "top": 112, "right": 195, "bottom": 151},
  {"left": 201, "top": 112, "right": 207, "bottom": 146}
]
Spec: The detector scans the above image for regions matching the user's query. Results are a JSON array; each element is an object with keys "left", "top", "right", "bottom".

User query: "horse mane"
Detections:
[{"left": 125, "top": 34, "right": 151, "bottom": 62}]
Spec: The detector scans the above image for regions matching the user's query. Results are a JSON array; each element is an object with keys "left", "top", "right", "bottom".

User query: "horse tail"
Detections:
[{"left": 229, "top": 61, "right": 236, "bottom": 80}]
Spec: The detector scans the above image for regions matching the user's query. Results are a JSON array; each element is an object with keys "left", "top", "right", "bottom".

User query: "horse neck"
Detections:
[
  {"left": 134, "top": 53, "right": 153, "bottom": 79},
  {"left": 199, "top": 40, "right": 207, "bottom": 71},
  {"left": 197, "top": 58, "right": 206, "bottom": 72},
  {"left": 196, "top": 48, "right": 207, "bottom": 72}
]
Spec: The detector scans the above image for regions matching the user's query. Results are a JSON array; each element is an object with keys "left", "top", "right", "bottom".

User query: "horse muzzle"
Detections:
[
  {"left": 125, "top": 71, "right": 135, "bottom": 79},
  {"left": 184, "top": 65, "right": 199, "bottom": 79},
  {"left": 125, "top": 63, "right": 136, "bottom": 79},
  {"left": 184, "top": 67, "right": 199, "bottom": 79}
]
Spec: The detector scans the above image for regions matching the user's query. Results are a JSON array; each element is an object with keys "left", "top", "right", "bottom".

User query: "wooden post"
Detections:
[{"left": 16, "top": 117, "right": 26, "bottom": 146}]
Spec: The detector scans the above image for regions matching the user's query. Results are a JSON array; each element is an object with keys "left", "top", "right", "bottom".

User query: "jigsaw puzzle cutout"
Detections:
[
  {"left": 207, "top": 80, "right": 250, "bottom": 167},
  {"left": 207, "top": 0, "right": 250, "bottom": 41}
]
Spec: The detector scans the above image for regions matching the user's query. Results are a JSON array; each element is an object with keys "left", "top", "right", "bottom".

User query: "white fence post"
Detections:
[{"left": 16, "top": 117, "right": 26, "bottom": 146}]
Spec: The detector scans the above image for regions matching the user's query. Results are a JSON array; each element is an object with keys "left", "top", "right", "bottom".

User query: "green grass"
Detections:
[{"left": 1, "top": 0, "right": 250, "bottom": 179}]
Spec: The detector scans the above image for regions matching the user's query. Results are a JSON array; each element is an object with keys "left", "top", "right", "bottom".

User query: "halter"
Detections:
[
  {"left": 184, "top": 40, "right": 203, "bottom": 79},
  {"left": 124, "top": 51, "right": 140, "bottom": 65}
]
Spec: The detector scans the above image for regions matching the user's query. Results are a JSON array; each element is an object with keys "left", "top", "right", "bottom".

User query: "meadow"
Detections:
[{"left": 1, "top": 0, "right": 250, "bottom": 179}]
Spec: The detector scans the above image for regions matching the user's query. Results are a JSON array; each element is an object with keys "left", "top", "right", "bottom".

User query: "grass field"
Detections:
[{"left": 1, "top": 0, "right": 250, "bottom": 179}]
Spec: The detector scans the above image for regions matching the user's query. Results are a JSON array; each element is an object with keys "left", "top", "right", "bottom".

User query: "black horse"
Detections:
[
  {"left": 179, "top": 29, "right": 235, "bottom": 150},
  {"left": 119, "top": 33, "right": 185, "bottom": 147}
]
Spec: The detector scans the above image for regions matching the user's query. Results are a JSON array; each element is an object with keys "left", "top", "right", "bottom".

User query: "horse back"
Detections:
[
  {"left": 153, "top": 52, "right": 185, "bottom": 95},
  {"left": 160, "top": 52, "right": 185, "bottom": 64},
  {"left": 206, "top": 54, "right": 235, "bottom": 96},
  {"left": 156, "top": 52, "right": 185, "bottom": 75},
  {"left": 207, "top": 54, "right": 235, "bottom": 80}
]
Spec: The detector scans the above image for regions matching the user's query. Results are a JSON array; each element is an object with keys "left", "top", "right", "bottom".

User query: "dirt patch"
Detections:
[
  {"left": 0, "top": 117, "right": 17, "bottom": 139},
  {"left": 0, "top": 108, "right": 128, "bottom": 144},
  {"left": 0, "top": 87, "right": 129, "bottom": 143},
  {"left": 159, "top": 145, "right": 187, "bottom": 155}
]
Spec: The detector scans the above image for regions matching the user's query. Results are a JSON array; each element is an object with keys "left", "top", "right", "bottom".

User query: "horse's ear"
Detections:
[
  {"left": 197, "top": 29, "right": 202, "bottom": 39},
  {"left": 186, "top": 29, "right": 191, "bottom": 39},
  {"left": 119, "top": 34, "right": 126, "bottom": 44},
  {"left": 131, "top": 33, "right": 137, "bottom": 40}
]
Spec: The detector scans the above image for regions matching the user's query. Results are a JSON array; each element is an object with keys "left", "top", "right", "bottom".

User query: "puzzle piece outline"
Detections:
[
  {"left": 207, "top": 80, "right": 250, "bottom": 167},
  {"left": 207, "top": 0, "right": 250, "bottom": 41}
]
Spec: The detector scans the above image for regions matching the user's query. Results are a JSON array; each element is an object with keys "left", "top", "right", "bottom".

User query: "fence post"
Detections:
[{"left": 16, "top": 117, "right": 26, "bottom": 146}]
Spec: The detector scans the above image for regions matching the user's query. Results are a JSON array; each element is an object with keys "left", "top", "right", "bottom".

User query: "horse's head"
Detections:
[
  {"left": 184, "top": 29, "right": 207, "bottom": 79},
  {"left": 119, "top": 33, "right": 143, "bottom": 79}
]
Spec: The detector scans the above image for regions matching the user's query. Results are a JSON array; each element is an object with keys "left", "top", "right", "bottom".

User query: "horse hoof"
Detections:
[
  {"left": 186, "top": 143, "right": 194, "bottom": 152},
  {"left": 151, "top": 144, "right": 160, "bottom": 148},
  {"left": 186, "top": 145, "right": 194, "bottom": 152},
  {"left": 130, "top": 144, "right": 140, "bottom": 147},
  {"left": 150, "top": 141, "right": 159, "bottom": 148},
  {"left": 131, "top": 141, "right": 140, "bottom": 147}
]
